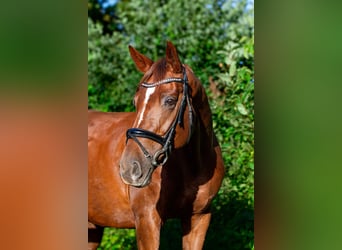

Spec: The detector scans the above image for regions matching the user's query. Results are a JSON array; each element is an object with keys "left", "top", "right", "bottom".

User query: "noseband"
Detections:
[{"left": 126, "top": 67, "right": 193, "bottom": 167}]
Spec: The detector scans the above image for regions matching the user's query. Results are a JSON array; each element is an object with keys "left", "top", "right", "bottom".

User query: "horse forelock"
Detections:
[{"left": 140, "top": 58, "right": 168, "bottom": 85}]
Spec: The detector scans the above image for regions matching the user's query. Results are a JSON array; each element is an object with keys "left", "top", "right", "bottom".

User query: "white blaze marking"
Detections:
[{"left": 137, "top": 87, "right": 156, "bottom": 126}]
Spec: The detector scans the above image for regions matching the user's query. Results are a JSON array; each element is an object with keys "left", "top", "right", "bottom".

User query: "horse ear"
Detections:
[
  {"left": 129, "top": 45, "right": 154, "bottom": 73},
  {"left": 166, "top": 41, "right": 182, "bottom": 73}
]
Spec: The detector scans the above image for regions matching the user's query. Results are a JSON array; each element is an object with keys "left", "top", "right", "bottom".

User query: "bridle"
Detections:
[{"left": 126, "top": 66, "right": 193, "bottom": 167}]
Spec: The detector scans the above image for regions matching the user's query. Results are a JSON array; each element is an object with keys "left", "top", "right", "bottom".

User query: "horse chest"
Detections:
[{"left": 158, "top": 174, "right": 212, "bottom": 217}]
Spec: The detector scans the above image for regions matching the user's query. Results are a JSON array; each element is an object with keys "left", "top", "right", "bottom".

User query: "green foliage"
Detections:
[
  {"left": 88, "top": 0, "right": 254, "bottom": 249},
  {"left": 208, "top": 32, "right": 254, "bottom": 250},
  {"left": 88, "top": 18, "right": 137, "bottom": 112},
  {"left": 97, "top": 228, "right": 137, "bottom": 250},
  {"left": 88, "top": 0, "right": 119, "bottom": 34},
  {"left": 116, "top": 0, "right": 251, "bottom": 85}
]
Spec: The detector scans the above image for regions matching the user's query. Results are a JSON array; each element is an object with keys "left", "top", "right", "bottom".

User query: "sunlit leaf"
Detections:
[{"left": 237, "top": 103, "right": 248, "bottom": 115}]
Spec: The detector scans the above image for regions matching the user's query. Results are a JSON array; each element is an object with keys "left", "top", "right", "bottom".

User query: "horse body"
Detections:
[{"left": 88, "top": 42, "right": 224, "bottom": 250}]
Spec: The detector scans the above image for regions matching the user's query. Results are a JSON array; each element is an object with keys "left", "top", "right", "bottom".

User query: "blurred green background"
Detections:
[{"left": 88, "top": 0, "right": 254, "bottom": 249}]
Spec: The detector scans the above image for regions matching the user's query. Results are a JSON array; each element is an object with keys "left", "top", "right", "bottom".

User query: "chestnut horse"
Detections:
[{"left": 88, "top": 41, "right": 224, "bottom": 250}]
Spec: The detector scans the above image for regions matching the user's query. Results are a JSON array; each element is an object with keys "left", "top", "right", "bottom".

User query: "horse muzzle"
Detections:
[{"left": 119, "top": 157, "right": 154, "bottom": 188}]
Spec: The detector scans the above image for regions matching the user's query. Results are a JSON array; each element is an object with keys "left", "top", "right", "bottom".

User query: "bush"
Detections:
[
  {"left": 97, "top": 228, "right": 137, "bottom": 250},
  {"left": 88, "top": 18, "right": 137, "bottom": 112},
  {"left": 207, "top": 33, "right": 254, "bottom": 250}
]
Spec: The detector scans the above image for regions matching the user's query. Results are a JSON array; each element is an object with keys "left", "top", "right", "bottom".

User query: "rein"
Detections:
[{"left": 126, "top": 67, "right": 193, "bottom": 167}]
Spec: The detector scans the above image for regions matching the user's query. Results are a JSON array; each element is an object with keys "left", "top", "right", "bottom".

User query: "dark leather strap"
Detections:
[{"left": 127, "top": 128, "right": 166, "bottom": 146}]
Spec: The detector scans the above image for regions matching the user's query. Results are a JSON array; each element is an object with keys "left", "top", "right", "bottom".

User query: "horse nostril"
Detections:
[{"left": 131, "top": 161, "right": 142, "bottom": 180}]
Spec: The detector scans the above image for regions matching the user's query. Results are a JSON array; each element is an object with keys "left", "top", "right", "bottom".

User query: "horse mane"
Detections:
[{"left": 188, "top": 69, "right": 215, "bottom": 147}]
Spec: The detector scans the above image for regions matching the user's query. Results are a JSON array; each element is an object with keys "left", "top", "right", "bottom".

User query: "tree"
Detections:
[{"left": 88, "top": 0, "right": 119, "bottom": 34}]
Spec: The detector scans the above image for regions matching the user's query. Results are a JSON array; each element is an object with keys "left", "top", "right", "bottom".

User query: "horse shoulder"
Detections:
[
  {"left": 88, "top": 111, "right": 136, "bottom": 228},
  {"left": 193, "top": 145, "right": 225, "bottom": 213}
]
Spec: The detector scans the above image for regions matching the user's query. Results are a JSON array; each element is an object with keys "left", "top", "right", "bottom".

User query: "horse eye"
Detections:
[{"left": 164, "top": 97, "right": 177, "bottom": 107}]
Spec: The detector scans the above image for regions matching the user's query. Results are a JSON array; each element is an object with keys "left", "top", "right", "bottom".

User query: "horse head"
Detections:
[{"left": 119, "top": 41, "right": 198, "bottom": 187}]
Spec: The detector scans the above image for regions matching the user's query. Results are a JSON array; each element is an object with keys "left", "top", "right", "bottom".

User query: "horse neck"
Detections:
[{"left": 177, "top": 94, "right": 216, "bottom": 176}]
